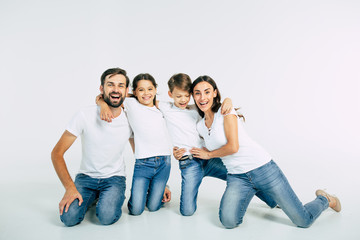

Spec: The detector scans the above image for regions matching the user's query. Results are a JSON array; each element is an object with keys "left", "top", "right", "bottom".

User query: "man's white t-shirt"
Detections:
[
  {"left": 124, "top": 98, "right": 171, "bottom": 159},
  {"left": 66, "top": 105, "right": 132, "bottom": 178},
  {"left": 197, "top": 108, "right": 271, "bottom": 174},
  {"left": 158, "top": 101, "right": 203, "bottom": 156}
]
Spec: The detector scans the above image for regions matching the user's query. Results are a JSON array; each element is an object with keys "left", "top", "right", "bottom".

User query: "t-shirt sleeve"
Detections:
[
  {"left": 65, "top": 110, "right": 84, "bottom": 137},
  {"left": 158, "top": 101, "right": 171, "bottom": 112},
  {"left": 123, "top": 97, "right": 137, "bottom": 111}
]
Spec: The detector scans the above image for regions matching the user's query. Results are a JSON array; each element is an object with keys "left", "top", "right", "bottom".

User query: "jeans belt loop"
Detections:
[{"left": 180, "top": 155, "right": 193, "bottom": 161}]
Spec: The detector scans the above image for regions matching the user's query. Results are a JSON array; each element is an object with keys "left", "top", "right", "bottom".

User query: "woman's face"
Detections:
[
  {"left": 192, "top": 81, "right": 217, "bottom": 113},
  {"left": 134, "top": 80, "right": 157, "bottom": 107}
]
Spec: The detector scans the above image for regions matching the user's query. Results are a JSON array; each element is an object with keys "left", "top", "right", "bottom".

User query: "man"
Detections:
[{"left": 51, "top": 68, "right": 170, "bottom": 227}]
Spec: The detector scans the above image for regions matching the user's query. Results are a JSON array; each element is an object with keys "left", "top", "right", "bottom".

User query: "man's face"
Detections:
[{"left": 100, "top": 74, "right": 128, "bottom": 108}]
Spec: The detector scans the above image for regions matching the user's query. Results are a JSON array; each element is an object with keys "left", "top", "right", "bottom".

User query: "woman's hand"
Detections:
[{"left": 190, "top": 147, "right": 211, "bottom": 160}]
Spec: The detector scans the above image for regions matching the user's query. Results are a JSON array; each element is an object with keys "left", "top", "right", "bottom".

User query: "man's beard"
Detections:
[{"left": 103, "top": 92, "right": 125, "bottom": 108}]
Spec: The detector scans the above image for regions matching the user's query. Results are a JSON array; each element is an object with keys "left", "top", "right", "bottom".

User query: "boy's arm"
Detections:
[
  {"left": 51, "top": 130, "right": 83, "bottom": 215},
  {"left": 221, "top": 98, "right": 233, "bottom": 115}
]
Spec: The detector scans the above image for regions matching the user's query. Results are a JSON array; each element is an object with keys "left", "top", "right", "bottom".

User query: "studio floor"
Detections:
[{"left": 1, "top": 160, "right": 358, "bottom": 240}]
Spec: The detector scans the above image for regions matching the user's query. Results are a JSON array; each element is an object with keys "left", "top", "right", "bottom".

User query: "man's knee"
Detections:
[
  {"left": 97, "top": 210, "right": 121, "bottom": 225},
  {"left": 60, "top": 210, "right": 83, "bottom": 227}
]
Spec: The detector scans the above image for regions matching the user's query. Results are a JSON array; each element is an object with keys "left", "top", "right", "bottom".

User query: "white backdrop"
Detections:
[{"left": 1, "top": 0, "right": 359, "bottom": 229}]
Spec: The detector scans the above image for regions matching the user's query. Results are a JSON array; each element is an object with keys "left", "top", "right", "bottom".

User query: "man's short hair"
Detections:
[{"left": 101, "top": 68, "right": 130, "bottom": 87}]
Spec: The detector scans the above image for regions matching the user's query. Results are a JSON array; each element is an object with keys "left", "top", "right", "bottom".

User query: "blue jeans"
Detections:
[
  {"left": 179, "top": 157, "right": 277, "bottom": 216},
  {"left": 219, "top": 160, "right": 329, "bottom": 228},
  {"left": 60, "top": 174, "right": 126, "bottom": 227},
  {"left": 127, "top": 155, "right": 171, "bottom": 215}
]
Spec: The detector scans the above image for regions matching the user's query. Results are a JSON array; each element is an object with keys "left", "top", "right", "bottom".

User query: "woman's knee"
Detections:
[{"left": 219, "top": 209, "right": 242, "bottom": 229}]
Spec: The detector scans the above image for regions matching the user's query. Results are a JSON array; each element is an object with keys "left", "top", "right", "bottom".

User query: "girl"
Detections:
[
  {"left": 97, "top": 73, "right": 171, "bottom": 215},
  {"left": 190, "top": 75, "right": 341, "bottom": 228}
]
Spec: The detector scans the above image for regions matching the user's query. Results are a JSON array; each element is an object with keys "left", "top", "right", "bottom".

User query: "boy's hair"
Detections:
[
  {"left": 168, "top": 73, "right": 192, "bottom": 93},
  {"left": 101, "top": 68, "right": 130, "bottom": 87}
]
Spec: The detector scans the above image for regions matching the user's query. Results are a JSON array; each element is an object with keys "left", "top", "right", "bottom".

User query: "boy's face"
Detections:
[{"left": 168, "top": 87, "right": 191, "bottom": 109}]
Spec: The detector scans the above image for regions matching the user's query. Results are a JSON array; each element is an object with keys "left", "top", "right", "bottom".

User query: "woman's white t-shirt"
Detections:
[
  {"left": 158, "top": 102, "right": 203, "bottom": 156},
  {"left": 124, "top": 98, "right": 171, "bottom": 159},
  {"left": 197, "top": 108, "right": 271, "bottom": 174}
]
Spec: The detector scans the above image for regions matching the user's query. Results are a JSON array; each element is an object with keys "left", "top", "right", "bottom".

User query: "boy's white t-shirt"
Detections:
[
  {"left": 124, "top": 98, "right": 171, "bottom": 159},
  {"left": 197, "top": 108, "right": 271, "bottom": 174},
  {"left": 66, "top": 105, "right": 132, "bottom": 178},
  {"left": 158, "top": 102, "right": 203, "bottom": 156}
]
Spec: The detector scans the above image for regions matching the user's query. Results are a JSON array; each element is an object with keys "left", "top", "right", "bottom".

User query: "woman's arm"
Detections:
[{"left": 190, "top": 114, "right": 239, "bottom": 159}]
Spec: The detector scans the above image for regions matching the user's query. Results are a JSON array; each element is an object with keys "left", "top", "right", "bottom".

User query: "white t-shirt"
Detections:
[
  {"left": 124, "top": 98, "right": 171, "bottom": 159},
  {"left": 197, "top": 108, "right": 271, "bottom": 174},
  {"left": 66, "top": 105, "right": 132, "bottom": 178},
  {"left": 158, "top": 101, "right": 203, "bottom": 156}
]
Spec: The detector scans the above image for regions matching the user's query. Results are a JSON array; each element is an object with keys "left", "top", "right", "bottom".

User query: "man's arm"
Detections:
[{"left": 51, "top": 130, "right": 83, "bottom": 215}]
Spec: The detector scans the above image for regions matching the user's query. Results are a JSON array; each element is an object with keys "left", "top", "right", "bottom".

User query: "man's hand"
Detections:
[
  {"left": 162, "top": 186, "right": 171, "bottom": 203},
  {"left": 173, "top": 147, "right": 186, "bottom": 160},
  {"left": 59, "top": 186, "right": 83, "bottom": 215}
]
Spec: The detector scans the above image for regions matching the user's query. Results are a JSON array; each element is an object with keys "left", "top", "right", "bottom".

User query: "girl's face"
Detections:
[
  {"left": 134, "top": 80, "right": 157, "bottom": 107},
  {"left": 168, "top": 87, "right": 191, "bottom": 110},
  {"left": 192, "top": 81, "right": 217, "bottom": 113}
]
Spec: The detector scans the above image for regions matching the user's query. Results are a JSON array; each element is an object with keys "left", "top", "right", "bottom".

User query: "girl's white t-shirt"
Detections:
[
  {"left": 197, "top": 108, "right": 271, "bottom": 174},
  {"left": 158, "top": 102, "right": 203, "bottom": 156},
  {"left": 124, "top": 98, "right": 171, "bottom": 159}
]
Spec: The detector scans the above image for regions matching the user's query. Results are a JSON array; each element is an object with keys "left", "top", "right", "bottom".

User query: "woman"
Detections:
[{"left": 189, "top": 75, "right": 341, "bottom": 228}]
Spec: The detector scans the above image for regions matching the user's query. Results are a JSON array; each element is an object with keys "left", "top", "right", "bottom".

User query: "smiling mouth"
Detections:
[
  {"left": 199, "top": 102, "right": 208, "bottom": 107},
  {"left": 110, "top": 93, "right": 121, "bottom": 101}
]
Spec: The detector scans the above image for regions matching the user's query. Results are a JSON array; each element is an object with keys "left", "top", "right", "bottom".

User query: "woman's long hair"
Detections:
[
  {"left": 191, "top": 75, "right": 244, "bottom": 120},
  {"left": 191, "top": 75, "right": 222, "bottom": 118}
]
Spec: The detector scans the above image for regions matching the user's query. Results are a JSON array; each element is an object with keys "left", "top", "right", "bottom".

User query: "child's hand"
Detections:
[
  {"left": 100, "top": 104, "right": 114, "bottom": 122},
  {"left": 96, "top": 94, "right": 114, "bottom": 122},
  {"left": 162, "top": 186, "right": 171, "bottom": 203},
  {"left": 221, "top": 98, "right": 233, "bottom": 115},
  {"left": 173, "top": 147, "right": 186, "bottom": 160}
]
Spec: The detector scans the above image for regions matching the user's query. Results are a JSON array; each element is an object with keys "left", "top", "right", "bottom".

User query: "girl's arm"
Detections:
[
  {"left": 190, "top": 114, "right": 239, "bottom": 159},
  {"left": 95, "top": 94, "right": 113, "bottom": 122}
]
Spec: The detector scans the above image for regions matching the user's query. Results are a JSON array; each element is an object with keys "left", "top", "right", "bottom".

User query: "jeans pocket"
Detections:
[{"left": 179, "top": 159, "right": 191, "bottom": 169}]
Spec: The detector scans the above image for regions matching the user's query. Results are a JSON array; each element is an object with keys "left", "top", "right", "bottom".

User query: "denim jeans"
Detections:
[
  {"left": 127, "top": 155, "right": 171, "bottom": 215},
  {"left": 179, "top": 157, "right": 277, "bottom": 216},
  {"left": 219, "top": 160, "right": 329, "bottom": 228},
  {"left": 60, "top": 174, "right": 126, "bottom": 227}
]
